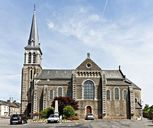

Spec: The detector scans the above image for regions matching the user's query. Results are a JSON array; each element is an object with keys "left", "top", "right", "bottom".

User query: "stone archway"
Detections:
[{"left": 86, "top": 106, "right": 92, "bottom": 114}]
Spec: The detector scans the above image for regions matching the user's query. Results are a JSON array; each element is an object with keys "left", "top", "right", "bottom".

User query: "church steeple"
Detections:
[
  {"left": 24, "top": 6, "right": 42, "bottom": 65},
  {"left": 21, "top": 6, "right": 42, "bottom": 117},
  {"left": 28, "top": 6, "right": 39, "bottom": 47}
]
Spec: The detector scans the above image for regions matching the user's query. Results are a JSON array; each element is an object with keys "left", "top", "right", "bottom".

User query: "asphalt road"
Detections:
[{"left": 0, "top": 118, "right": 153, "bottom": 128}]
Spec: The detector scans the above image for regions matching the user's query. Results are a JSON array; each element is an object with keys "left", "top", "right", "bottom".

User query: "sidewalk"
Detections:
[{"left": 141, "top": 118, "right": 153, "bottom": 127}]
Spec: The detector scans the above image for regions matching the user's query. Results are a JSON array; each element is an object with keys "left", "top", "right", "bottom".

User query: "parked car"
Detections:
[
  {"left": 10, "top": 114, "right": 27, "bottom": 125},
  {"left": 85, "top": 113, "right": 94, "bottom": 120},
  {"left": 47, "top": 114, "right": 60, "bottom": 123}
]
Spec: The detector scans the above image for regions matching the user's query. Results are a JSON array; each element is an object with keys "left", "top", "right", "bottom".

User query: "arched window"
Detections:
[
  {"left": 30, "top": 70, "right": 33, "bottom": 80},
  {"left": 107, "top": 90, "right": 111, "bottom": 100},
  {"left": 123, "top": 90, "right": 127, "bottom": 100},
  {"left": 28, "top": 52, "right": 31, "bottom": 63},
  {"left": 84, "top": 80, "right": 95, "bottom": 99},
  {"left": 33, "top": 52, "right": 36, "bottom": 63},
  {"left": 58, "top": 87, "right": 63, "bottom": 97},
  {"left": 114, "top": 87, "right": 120, "bottom": 100},
  {"left": 50, "top": 90, "right": 54, "bottom": 99}
]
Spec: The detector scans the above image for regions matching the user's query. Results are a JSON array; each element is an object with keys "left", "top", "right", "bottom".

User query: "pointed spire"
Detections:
[{"left": 28, "top": 5, "right": 39, "bottom": 47}]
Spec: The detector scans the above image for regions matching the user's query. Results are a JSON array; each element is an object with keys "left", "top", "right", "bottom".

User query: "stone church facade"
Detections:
[{"left": 21, "top": 9, "right": 142, "bottom": 119}]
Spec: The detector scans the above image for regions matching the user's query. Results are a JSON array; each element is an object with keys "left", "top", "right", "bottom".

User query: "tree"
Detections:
[
  {"left": 52, "top": 96, "right": 78, "bottom": 115},
  {"left": 148, "top": 105, "right": 153, "bottom": 119},
  {"left": 143, "top": 104, "right": 153, "bottom": 119},
  {"left": 40, "top": 107, "right": 54, "bottom": 118},
  {"left": 63, "top": 105, "right": 75, "bottom": 118},
  {"left": 143, "top": 104, "right": 150, "bottom": 118},
  {"left": 143, "top": 104, "right": 149, "bottom": 113}
]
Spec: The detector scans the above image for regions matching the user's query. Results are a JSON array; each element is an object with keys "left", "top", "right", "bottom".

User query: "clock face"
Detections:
[{"left": 86, "top": 63, "right": 92, "bottom": 68}]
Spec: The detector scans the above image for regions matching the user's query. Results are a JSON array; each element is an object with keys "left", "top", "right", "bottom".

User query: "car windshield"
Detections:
[
  {"left": 11, "top": 114, "right": 20, "bottom": 120},
  {"left": 49, "top": 114, "right": 54, "bottom": 117}
]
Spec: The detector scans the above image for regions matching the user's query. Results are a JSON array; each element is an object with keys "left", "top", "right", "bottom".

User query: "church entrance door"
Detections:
[{"left": 86, "top": 106, "right": 92, "bottom": 114}]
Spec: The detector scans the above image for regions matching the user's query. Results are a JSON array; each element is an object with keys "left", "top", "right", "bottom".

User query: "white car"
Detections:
[
  {"left": 85, "top": 113, "right": 94, "bottom": 120},
  {"left": 47, "top": 114, "right": 60, "bottom": 123}
]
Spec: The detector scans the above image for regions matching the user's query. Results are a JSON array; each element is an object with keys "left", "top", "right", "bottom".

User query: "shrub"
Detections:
[
  {"left": 40, "top": 107, "right": 54, "bottom": 118},
  {"left": 63, "top": 105, "right": 75, "bottom": 118}
]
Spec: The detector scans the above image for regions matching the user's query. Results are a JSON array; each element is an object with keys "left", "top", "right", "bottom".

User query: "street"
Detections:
[{"left": 0, "top": 118, "right": 153, "bottom": 128}]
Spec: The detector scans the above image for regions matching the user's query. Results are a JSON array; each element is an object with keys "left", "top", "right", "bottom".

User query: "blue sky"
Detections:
[{"left": 0, "top": 0, "right": 153, "bottom": 105}]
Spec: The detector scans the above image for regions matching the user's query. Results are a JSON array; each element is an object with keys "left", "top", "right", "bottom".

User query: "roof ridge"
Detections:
[
  {"left": 103, "top": 70, "right": 119, "bottom": 71},
  {"left": 43, "top": 69, "right": 74, "bottom": 71}
]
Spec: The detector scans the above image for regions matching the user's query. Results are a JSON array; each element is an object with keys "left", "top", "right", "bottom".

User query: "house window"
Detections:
[
  {"left": 84, "top": 80, "right": 95, "bottom": 99},
  {"left": 28, "top": 52, "right": 31, "bottom": 63},
  {"left": 50, "top": 90, "right": 54, "bottom": 99},
  {"left": 33, "top": 52, "right": 36, "bottom": 63},
  {"left": 107, "top": 90, "right": 111, "bottom": 100},
  {"left": 114, "top": 87, "right": 120, "bottom": 100},
  {"left": 58, "top": 87, "right": 63, "bottom": 97}
]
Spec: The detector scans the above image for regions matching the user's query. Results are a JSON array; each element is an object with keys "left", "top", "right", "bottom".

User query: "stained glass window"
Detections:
[
  {"left": 107, "top": 90, "right": 111, "bottom": 100},
  {"left": 84, "top": 80, "right": 95, "bottom": 99},
  {"left": 115, "top": 88, "right": 119, "bottom": 100},
  {"left": 58, "top": 87, "right": 63, "bottom": 97},
  {"left": 123, "top": 90, "right": 127, "bottom": 100},
  {"left": 50, "top": 90, "right": 54, "bottom": 99}
]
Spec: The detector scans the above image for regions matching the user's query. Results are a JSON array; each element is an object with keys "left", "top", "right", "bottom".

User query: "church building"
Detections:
[{"left": 21, "top": 9, "right": 142, "bottom": 119}]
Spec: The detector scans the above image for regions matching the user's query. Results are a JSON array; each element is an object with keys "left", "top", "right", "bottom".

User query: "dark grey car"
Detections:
[{"left": 10, "top": 114, "right": 27, "bottom": 125}]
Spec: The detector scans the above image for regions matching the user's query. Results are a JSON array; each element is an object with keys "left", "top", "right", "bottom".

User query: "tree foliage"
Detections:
[
  {"left": 52, "top": 96, "right": 78, "bottom": 115},
  {"left": 63, "top": 105, "right": 75, "bottom": 118},
  {"left": 143, "top": 104, "right": 153, "bottom": 119},
  {"left": 40, "top": 107, "right": 54, "bottom": 118}
]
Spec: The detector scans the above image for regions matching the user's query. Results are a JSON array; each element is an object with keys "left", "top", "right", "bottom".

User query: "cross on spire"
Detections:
[
  {"left": 34, "top": 4, "right": 36, "bottom": 12},
  {"left": 87, "top": 53, "right": 90, "bottom": 58}
]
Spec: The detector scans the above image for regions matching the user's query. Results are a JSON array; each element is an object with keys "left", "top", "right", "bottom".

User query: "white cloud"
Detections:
[
  {"left": 47, "top": 6, "right": 153, "bottom": 105},
  {"left": 48, "top": 21, "right": 55, "bottom": 29},
  {"left": 88, "top": 14, "right": 100, "bottom": 22}
]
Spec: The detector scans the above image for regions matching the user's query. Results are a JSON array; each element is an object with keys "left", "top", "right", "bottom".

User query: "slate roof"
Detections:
[
  {"left": 0, "top": 100, "right": 20, "bottom": 108},
  {"left": 0, "top": 100, "right": 8, "bottom": 105},
  {"left": 37, "top": 69, "right": 123, "bottom": 79},
  {"left": 36, "top": 69, "right": 73, "bottom": 79},
  {"left": 28, "top": 10, "right": 39, "bottom": 47},
  {"left": 35, "top": 69, "right": 140, "bottom": 90},
  {"left": 107, "top": 80, "right": 130, "bottom": 86},
  {"left": 103, "top": 70, "right": 123, "bottom": 79},
  {"left": 36, "top": 80, "right": 70, "bottom": 85},
  {"left": 125, "top": 78, "right": 141, "bottom": 90}
]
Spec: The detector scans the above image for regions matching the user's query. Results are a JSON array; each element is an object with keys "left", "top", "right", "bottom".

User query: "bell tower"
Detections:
[{"left": 21, "top": 6, "right": 42, "bottom": 117}]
